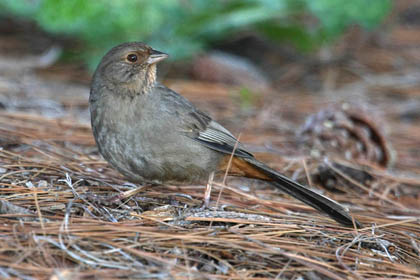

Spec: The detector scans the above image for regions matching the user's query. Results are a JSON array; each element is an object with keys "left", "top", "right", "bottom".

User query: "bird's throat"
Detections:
[
  {"left": 123, "top": 64, "right": 157, "bottom": 97},
  {"left": 145, "top": 64, "right": 157, "bottom": 91}
]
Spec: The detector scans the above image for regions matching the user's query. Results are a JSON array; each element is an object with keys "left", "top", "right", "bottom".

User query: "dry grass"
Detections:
[{"left": 0, "top": 110, "right": 419, "bottom": 280}]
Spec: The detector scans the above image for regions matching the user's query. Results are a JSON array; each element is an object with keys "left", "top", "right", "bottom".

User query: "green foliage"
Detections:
[
  {"left": 304, "top": 0, "right": 392, "bottom": 42},
  {"left": 257, "top": 0, "right": 392, "bottom": 50},
  {"left": 0, "top": 0, "right": 391, "bottom": 70}
]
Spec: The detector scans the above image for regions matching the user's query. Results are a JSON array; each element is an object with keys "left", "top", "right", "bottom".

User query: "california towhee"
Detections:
[{"left": 90, "top": 42, "right": 361, "bottom": 227}]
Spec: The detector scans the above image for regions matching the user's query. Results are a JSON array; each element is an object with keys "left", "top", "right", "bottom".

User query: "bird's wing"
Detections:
[
  {"left": 158, "top": 84, "right": 253, "bottom": 158},
  {"left": 193, "top": 120, "right": 254, "bottom": 158}
]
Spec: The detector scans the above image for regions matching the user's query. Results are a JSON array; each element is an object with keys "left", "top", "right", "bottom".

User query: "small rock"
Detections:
[
  {"left": 37, "top": 180, "right": 48, "bottom": 188},
  {"left": 192, "top": 51, "right": 271, "bottom": 92}
]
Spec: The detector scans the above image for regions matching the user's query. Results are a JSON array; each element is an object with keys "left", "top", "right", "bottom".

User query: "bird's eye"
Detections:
[{"left": 127, "top": 54, "right": 138, "bottom": 62}]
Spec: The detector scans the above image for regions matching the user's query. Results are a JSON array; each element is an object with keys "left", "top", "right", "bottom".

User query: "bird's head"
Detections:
[{"left": 93, "top": 42, "right": 168, "bottom": 95}]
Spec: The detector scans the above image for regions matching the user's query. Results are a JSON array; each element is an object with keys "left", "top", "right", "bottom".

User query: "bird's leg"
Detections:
[{"left": 203, "top": 171, "right": 215, "bottom": 208}]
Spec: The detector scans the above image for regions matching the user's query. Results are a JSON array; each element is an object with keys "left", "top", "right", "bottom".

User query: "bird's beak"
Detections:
[{"left": 147, "top": 49, "right": 168, "bottom": 64}]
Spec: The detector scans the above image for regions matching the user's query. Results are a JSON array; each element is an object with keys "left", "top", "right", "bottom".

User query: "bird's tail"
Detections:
[{"left": 243, "top": 157, "right": 362, "bottom": 228}]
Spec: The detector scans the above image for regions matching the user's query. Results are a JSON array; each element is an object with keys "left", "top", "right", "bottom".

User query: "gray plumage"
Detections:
[{"left": 90, "top": 42, "right": 361, "bottom": 227}]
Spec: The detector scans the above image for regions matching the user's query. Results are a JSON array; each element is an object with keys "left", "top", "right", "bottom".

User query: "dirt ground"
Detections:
[{"left": 0, "top": 2, "right": 419, "bottom": 279}]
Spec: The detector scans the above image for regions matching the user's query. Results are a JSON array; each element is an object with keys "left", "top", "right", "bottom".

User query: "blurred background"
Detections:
[
  {"left": 0, "top": 0, "right": 393, "bottom": 69},
  {"left": 0, "top": 0, "right": 419, "bottom": 171}
]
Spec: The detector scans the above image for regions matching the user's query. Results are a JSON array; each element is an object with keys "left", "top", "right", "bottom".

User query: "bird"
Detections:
[{"left": 89, "top": 42, "right": 362, "bottom": 228}]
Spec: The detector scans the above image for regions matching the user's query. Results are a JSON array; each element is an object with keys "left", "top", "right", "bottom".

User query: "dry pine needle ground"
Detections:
[{"left": 0, "top": 106, "right": 419, "bottom": 279}]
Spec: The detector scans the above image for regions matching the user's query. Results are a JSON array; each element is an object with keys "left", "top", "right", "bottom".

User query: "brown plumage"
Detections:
[{"left": 90, "top": 42, "right": 362, "bottom": 228}]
